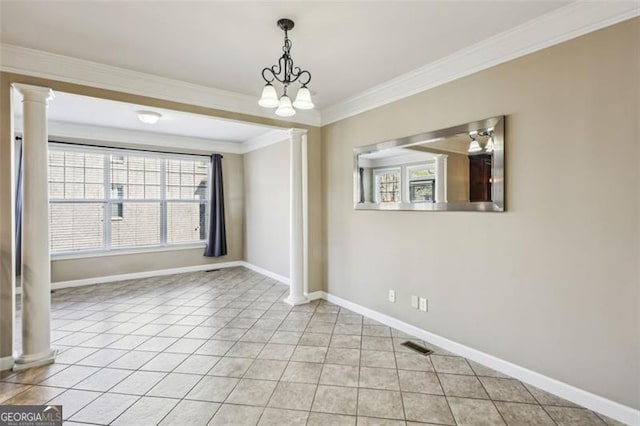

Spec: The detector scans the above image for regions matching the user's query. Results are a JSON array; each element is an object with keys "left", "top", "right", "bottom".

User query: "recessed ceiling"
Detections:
[
  {"left": 13, "top": 91, "right": 276, "bottom": 143},
  {"left": 0, "top": 1, "right": 572, "bottom": 109}
]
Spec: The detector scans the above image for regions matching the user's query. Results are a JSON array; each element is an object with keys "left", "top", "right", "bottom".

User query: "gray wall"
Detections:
[
  {"left": 321, "top": 19, "right": 639, "bottom": 408},
  {"left": 244, "top": 140, "right": 290, "bottom": 278}
]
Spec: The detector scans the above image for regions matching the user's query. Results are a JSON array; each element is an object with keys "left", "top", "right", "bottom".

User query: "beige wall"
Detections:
[
  {"left": 322, "top": 18, "right": 639, "bottom": 409},
  {"left": 244, "top": 140, "right": 290, "bottom": 278},
  {"left": 0, "top": 73, "right": 323, "bottom": 291},
  {"left": 51, "top": 152, "right": 244, "bottom": 282}
]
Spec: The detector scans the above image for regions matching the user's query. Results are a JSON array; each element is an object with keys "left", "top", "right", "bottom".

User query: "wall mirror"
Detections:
[{"left": 354, "top": 116, "right": 504, "bottom": 212}]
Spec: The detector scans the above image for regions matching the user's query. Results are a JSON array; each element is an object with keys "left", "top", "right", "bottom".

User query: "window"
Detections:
[
  {"left": 407, "top": 164, "right": 435, "bottom": 203},
  {"left": 373, "top": 168, "right": 401, "bottom": 203},
  {"left": 48, "top": 144, "right": 210, "bottom": 254}
]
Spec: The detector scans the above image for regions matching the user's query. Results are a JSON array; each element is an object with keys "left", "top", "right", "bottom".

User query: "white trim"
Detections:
[
  {"left": 0, "top": 355, "right": 14, "bottom": 371},
  {"left": 321, "top": 2, "right": 640, "bottom": 124},
  {"left": 51, "top": 243, "right": 206, "bottom": 261},
  {"left": 42, "top": 261, "right": 244, "bottom": 293},
  {"left": 241, "top": 262, "right": 290, "bottom": 285},
  {"left": 319, "top": 291, "right": 639, "bottom": 426},
  {"left": 2, "top": 4, "right": 637, "bottom": 127},
  {"left": 243, "top": 129, "right": 289, "bottom": 153},
  {"left": 0, "top": 44, "right": 322, "bottom": 127},
  {"left": 305, "top": 291, "right": 323, "bottom": 301}
]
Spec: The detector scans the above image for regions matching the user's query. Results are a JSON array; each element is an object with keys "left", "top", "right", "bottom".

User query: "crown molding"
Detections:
[
  {"left": 0, "top": 44, "right": 322, "bottom": 127},
  {"left": 243, "top": 129, "right": 290, "bottom": 153},
  {"left": 14, "top": 117, "right": 246, "bottom": 154},
  {"left": 320, "top": 1, "right": 640, "bottom": 125}
]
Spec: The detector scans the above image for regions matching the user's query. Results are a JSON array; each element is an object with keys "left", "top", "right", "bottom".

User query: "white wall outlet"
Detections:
[
  {"left": 388, "top": 290, "right": 396, "bottom": 303},
  {"left": 411, "top": 295, "right": 419, "bottom": 309},
  {"left": 419, "top": 297, "right": 428, "bottom": 312}
]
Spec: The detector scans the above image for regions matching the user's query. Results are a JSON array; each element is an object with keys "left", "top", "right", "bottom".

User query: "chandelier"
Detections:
[{"left": 258, "top": 18, "right": 314, "bottom": 117}]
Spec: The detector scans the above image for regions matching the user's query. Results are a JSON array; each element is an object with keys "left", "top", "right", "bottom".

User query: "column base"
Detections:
[
  {"left": 0, "top": 355, "right": 14, "bottom": 371},
  {"left": 13, "top": 348, "right": 57, "bottom": 371},
  {"left": 284, "top": 294, "right": 310, "bottom": 306}
]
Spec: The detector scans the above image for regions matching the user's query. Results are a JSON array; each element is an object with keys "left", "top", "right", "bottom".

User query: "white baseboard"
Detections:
[
  {"left": 36, "top": 261, "right": 244, "bottom": 294},
  {"left": 0, "top": 355, "right": 14, "bottom": 371},
  {"left": 305, "top": 291, "right": 323, "bottom": 301},
  {"left": 320, "top": 291, "right": 639, "bottom": 426},
  {"left": 240, "top": 262, "right": 290, "bottom": 285}
]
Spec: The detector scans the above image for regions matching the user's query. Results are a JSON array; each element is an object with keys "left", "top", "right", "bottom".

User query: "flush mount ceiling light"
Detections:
[
  {"left": 258, "top": 18, "right": 314, "bottom": 117},
  {"left": 137, "top": 110, "right": 162, "bottom": 124}
]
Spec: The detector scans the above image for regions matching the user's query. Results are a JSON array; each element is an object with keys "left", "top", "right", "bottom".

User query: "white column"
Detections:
[
  {"left": 434, "top": 154, "right": 448, "bottom": 203},
  {"left": 284, "top": 129, "right": 309, "bottom": 306},
  {"left": 12, "top": 84, "right": 56, "bottom": 370}
]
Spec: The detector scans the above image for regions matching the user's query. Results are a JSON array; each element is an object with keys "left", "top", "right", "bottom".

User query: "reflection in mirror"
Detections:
[{"left": 354, "top": 116, "right": 504, "bottom": 212}]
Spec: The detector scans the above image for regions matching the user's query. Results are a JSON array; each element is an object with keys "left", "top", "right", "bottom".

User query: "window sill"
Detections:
[{"left": 51, "top": 243, "right": 206, "bottom": 261}]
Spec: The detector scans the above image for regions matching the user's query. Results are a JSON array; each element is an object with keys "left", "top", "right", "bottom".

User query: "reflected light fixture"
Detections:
[
  {"left": 137, "top": 110, "right": 162, "bottom": 124},
  {"left": 259, "top": 18, "right": 314, "bottom": 117},
  {"left": 468, "top": 132, "right": 482, "bottom": 153}
]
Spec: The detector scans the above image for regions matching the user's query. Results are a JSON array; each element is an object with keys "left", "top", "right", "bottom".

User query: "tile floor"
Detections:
[{"left": 1, "top": 267, "right": 624, "bottom": 425}]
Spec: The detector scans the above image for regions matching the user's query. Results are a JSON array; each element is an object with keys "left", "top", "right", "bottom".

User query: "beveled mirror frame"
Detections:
[{"left": 353, "top": 116, "right": 505, "bottom": 212}]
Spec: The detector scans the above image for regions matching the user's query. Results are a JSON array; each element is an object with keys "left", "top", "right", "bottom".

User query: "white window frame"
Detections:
[
  {"left": 404, "top": 163, "right": 436, "bottom": 203},
  {"left": 373, "top": 167, "right": 401, "bottom": 204},
  {"left": 49, "top": 143, "right": 210, "bottom": 257}
]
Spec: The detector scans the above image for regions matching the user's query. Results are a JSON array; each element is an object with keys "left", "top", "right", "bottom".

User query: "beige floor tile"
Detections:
[
  {"left": 165, "top": 338, "right": 207, "bottom": 354},
  {"left": 110, "top": 371, "right": 167, "bottom": 395},
  {"left": 430, "top": 355, "right": 474, "bottom": 375},
  {"left": 394, "top": 352, "right": 433, "bottom": 372},
  {"left": 403, "top": 392, "right": 455, "bottom": 424},
  {"left": 108, "top": 350, "right": 156, "bottom": 370},
  {"left": 330, "top": 334, "right": 362, "bottom": 349},
  {"left": 307, "top": 412, "right": 356, "bottom": 426},
  {"left": 357, "top": 417, "right": 405, "bottom": 425},
  {"left": 226, "top": 378, "right": 277, "bottom": 406},
  {"left": 479, "top": 377, "right": 537, "bottom": 403},
  {"left": 468, "top": 360, "right": 510, "bottom": 378},
  {"left": 268, "top": 331, "right": 301, "bottom": 345},
  {"left": 312, "top": 385, "right": 358, "bottom": 415},
  {"left": 448, "top": 397, "right": 506, "bottom": 426},
  {"left": 208, "top": 357, "right": 253, "bottom": 377},
  {"left": 174, "top": 354, "right": 221, "bottom": 374},
  {"left": 3, "top": 385, "right": 64, "bottom": 405},
  {"left": 361, "top": 336, "right": 394, "bottom": 352},
  {"left": 196, "top": 340, "right": 235, "bottom": 356},
  {"left": 70, "top": 392, "right": 139, "bottom": 424},
  {"left": 147, "top": 372, "right": 201, "bottom": 398},
  {"left": 268, "top": 381, "right": 317, "bottom": 410},
  {"left": 258, "top": 407, "right": 308, "bottom": 425},
  {"left": 73, "top": 367, "right": 131, "bottom": 392},
  {"left": 545, "top": 406, "right": 607, "bottom": 425},
  {"left": 362, "top": 325, "right": 392, "bottom": 337},
  {"left": 40, "top": 365, "right": 100, "bottom": 388},
  {"left": 359, "top": 366, "right": 399, "bottom": 390},
  {"left": 186, "top": 375, "right": 239, "bottom": 402},
  {"left": 226, "top": 342, "right": 265, "bottom": 358},
  {"left": 524, "top": 384, "right": 580, "bottom": 407},
  {"left": 140, "top": 352, "right": 189, "bottom": 372},
  {"left": 357, "top": 388, "right": 404, "bottom": 420},
  {"left": 398, "top": 370, "right": 443, "bottom": 395},
  {"left": 46, "top": 388, "right": 101, "bottom": 419},
  {"left": 361, "top": 350, "right": 396, "bottom": 369},
  {"left": 439, "top": 373, "right": 489, "bottom": 399},
  {"left": 160, "top": 399, "right": 220, "bottom": 426},
  {"left": 257, "top": 343, "right": 296, "bottom": 360},
  {"left": 112, "top": 395, "right": 179, "bottom": 425},
  {"left": 319, "top": 364, "right": 359, "bottom": 387},
  {"left": 281, "top": 361, "right": 323, "bottom": 383},
  {"left": 494, "top": 401, "right": 555, "bottom": 425},
  {"left": 325, "top": 347, "right": 360, "bottom": 366},
  {"left": 291, "top": 345, "right": 328, "bottom": 363},
  {"left": 208, "top": 403, "right": 264, "bottom": 426}
]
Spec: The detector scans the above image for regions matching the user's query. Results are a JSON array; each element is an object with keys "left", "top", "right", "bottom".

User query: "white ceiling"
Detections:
[
  {"left": 0, "top": 1, "right": 572, "bottom": 109},
  {"left": 13, "top": 91, "right": 276, "bottom": 143}
]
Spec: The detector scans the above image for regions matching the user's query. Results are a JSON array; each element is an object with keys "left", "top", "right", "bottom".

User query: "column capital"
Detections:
[
  {"left": 288, "top": 128, "right": 307, "bottom": 140},
  {"left": 12, "top": 83, "right": 55, "bottom": 104}
]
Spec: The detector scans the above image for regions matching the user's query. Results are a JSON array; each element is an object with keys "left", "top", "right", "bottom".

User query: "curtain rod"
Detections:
[{"left": 15, "top": 137, "right": 221, "bottom": 158}]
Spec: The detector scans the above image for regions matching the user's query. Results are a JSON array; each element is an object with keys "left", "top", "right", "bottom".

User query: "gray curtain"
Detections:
[
  {"left": 204, "top": 154, "right": 227, "bottom": 257},
  {"left": 15, "top": 138, "right": 23, "bottom": 275}
]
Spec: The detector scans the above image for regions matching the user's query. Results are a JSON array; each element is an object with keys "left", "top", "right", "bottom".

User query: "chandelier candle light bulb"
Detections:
[{"left": 259, "top": 18, "right": 314, "bottom": 117}]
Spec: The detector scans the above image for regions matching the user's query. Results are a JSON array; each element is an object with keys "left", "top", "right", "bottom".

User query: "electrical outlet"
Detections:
[
  {"left": 388, "top": 290, "right": 396, "bottom": 303},
  {"left": 419, "top": 297, "right": 428, "bottom": 312},
  {"left": 411, "top": 295, "right": 419, "bottom": 309}
]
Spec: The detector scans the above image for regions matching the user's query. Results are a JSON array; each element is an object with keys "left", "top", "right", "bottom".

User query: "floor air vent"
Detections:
[{"left": 401, "top": 341, "right": 433, "bottom": 355}]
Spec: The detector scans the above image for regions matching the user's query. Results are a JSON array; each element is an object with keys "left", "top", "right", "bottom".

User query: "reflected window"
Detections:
[{"left": 374, "top": 168, "right": 400, "bottom": 203}]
